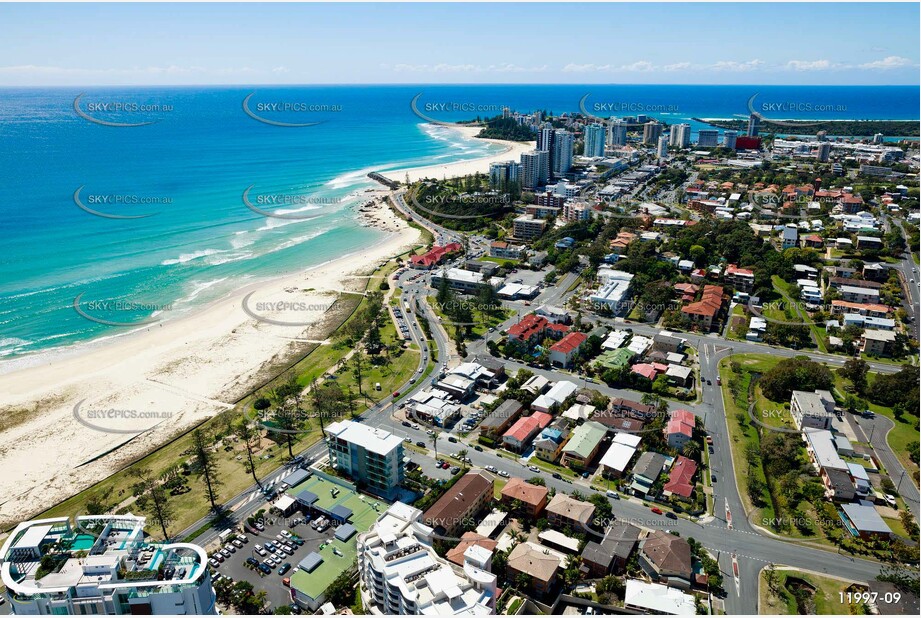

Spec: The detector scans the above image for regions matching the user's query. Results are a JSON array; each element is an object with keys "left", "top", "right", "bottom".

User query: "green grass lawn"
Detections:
[{"left": 759, "top": 569, "right": 865, "bottom": 615}]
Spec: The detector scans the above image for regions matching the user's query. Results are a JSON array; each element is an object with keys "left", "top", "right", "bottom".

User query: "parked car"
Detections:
[
  {"left": 278, "top": 563, "right": 291, "bottom": 575},
  {"left": 473, "top": 445, "right": 483, "bottom": 452},
  {"left": 651, "top": 507, "right": 663, "bottom": 515},
  {"left": 606, "top": 490, "right": 619, "bottom": 499},
  {"left": 497, "top": 470, "right": 510, "bottom": 478},
  {"left": 552, "top": 472, "right": 562, "bottom": 480},
  {"left": 245, "top": 557, "right": 259, "bottom": 568},
  {"left": 485, "top": 465, "right": 497, "bottom": 472},
  {"left": 416, "top": 440, "right": 426, "bottom": 447},
  {"left": 258, "top": 563, "right": 272, "bottom": 575},
  {"left": 528, "top": 465, "right": 540, "bottom": 473},
  {"left": 666, "top": 512, "right": 678, "bottom": 520}
]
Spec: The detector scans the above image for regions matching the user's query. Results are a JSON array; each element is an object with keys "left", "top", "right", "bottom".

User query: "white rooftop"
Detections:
[{"left": 326, "top": 420, "right": 403, "bottom": 456}]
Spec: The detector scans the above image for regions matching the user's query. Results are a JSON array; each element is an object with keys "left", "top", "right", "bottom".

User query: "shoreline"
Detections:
[
  {"left": 0, "top": 200, "right": 419, "bottom": 527},
  {"left": 381, "top": 124, "right": 535, "bottom": 184},
  {"left": 0, "top": 124, "right": 524, "bottom": 527}
]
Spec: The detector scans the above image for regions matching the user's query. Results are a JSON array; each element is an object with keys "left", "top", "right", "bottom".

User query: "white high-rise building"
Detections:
[
  {"left": 357, "top": 502, "right": 497, "bottom": 615},
  {"left": 520, "top": 149, "right": 549, "bottom": 189},
  {"left": 583, "top": 123, "right": 606, "bottom": 157},
  {"left": 642, "top": 121, "right": 662, "bottom": 145},
  {"left": 817, "top": 142, "right": 831, "bottom": 162},
  {"left": 608, "top": 119, "right": 628, "bottom": 147},
  {"left": 697, "top": 129, "right": 719, "bottom": 148},
  {"left": 0, "top": 515, "right": 217, "bottom": 615},
  {"left": 552, "top": 130, "right": 574, "bottom": 177},
  {"left": 657, "top": 135, "right": 669, "bottom": 158},
  {"left": 326, "top": 420, "right": 405, "bottom": 500},
  {"left": 488, "top": 161, "right": 520, "bottom": 188},
  {"left": 668, "top": 123, "right": 690, "bottom": 148},
  {"left": 723, "top": 130, "right": 738, "bottom": 150}
]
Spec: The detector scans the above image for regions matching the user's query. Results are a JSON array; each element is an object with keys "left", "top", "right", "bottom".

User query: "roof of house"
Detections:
[
  {"left": 423, "top": 471, "right": 493, "bottom": 530},
  {"left": 681, "top": 285, "right": 724, "bottom": 318},
  {"left": 610, "top": 397, "right": 657, "bottom": 416},
  {"left": 641, "top": 531, "right": 692, "bottom": 576},
  {"left": 633, "top": 451, "right": 667, "bottom": 481},
  {"left": 500, "top": 477, "right": 549, "bottom": 507},
  {"left": 631, "top": 363, "right": 660, "bottom": 381},
  {"left": 841, "top": 503, "right": 892, "bottom": 535},
  {"left": 507, "top": 542, "right": 563, "bottom": 582},
  {"left": 667, "top": 409, "right": 695, "bottom": 438},
  {"left": 507, "top": 313, "right": 548, "bottom": 340},
  {"left": 503, "top": 416, "right": 542, "bottom": 443},
  {"left": 549, "top": 331, "right": 588, "bottom": 354},
  {"left": 624, "top": 580, "right": 696, "bottom": 615},
  {"left": 446, "top": 532, "right": 498, "bottom": 567},
  {"left": 561, "top": 421, "right": 608, "bottom": 460},
  {"left": 546, "top": 494, "right": 596, "bottom": 525},
  {"left": 663, "top": 456, "right": 698, "bottom": 498}
]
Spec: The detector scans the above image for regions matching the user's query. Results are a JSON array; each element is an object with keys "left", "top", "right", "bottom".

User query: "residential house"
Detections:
[
  {"left": 549, "top": 331, "right": 589, "bottom": 368},
  {"left": 663, "top": 456, "right": 698, "bottom": 501},
  {"left": 533, "top": 426, "right": 568, "bottom": 463},
  {"left": 480, "top": 399, "right": 524, "bottom": 438},
  {"left": 724, "top": 264, "right": 755, "bottom": 292},
  {"left": 599, "top": 432, "right": 642, "bottom": 478},
  {"left": 861, "top": 329, "right": 897, "bottom": 356},
  {"left": 502, "top": 412, "right": 553, "bottom": 452},
  {"left": 581, "top": 521, "right": 642, "bottom": 577},
  {"left": 559, "top": 421, "right": 607, "bottom": 468},
  {"left": 666, "top": 409, "right": 695, "bottom": 449},
  {"left": 546, "top": 494, "right": 596, "bottom": 533},
  {"left": 500, "top": 477, "right": 549, "bottom": 518},
  {"left": 630, "top": 451, "right": 667, "bottom": 497},
  {"left": 638, "top": 531, "right": 693, "bottom": 590},
  {"left": 506, "top": 542, "right": 563, "bottom": 597}
]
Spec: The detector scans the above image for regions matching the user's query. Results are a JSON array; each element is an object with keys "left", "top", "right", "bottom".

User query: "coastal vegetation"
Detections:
[
  {"left": 694, "top": 118, "right": 919, "bottom": 138},
  {"left": 475, "top": 116, "right": 536, "bottom": 141}
]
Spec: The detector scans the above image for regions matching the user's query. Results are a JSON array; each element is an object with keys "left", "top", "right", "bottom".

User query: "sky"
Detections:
[{"left": 0, "top": 2, "right": 918, "bottom": 86}]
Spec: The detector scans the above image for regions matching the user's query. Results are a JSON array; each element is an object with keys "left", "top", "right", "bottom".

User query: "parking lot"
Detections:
[{"left": 210, "top": 514, "right": 340, "bottom": 612}]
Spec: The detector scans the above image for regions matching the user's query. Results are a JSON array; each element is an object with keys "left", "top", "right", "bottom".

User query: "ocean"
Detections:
[{"left": 1, "top": 84, "right": 917, "bottom": 361}]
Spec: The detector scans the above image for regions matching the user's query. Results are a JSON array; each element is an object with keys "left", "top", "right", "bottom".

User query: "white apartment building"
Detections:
[
  {"left": 0, "top": 515, "right": 216, "bottom": 616},
  {"left": 357, "top": 502, "right": 496, "bottom": 615},
  {"left": 790, "top": 390, "right": 836, "bottom": 431},
  {"left": 584, "top": 123, "right": 606, "bottom": 158},
  {"left": 520, "top": 150, "right": 549, "bottom": 189},
  {"left": 326, "top": 420, "right": 405, "bottom": 500},
  {"left": 669, "top": 123, "right": 691, "bottom": 148}
]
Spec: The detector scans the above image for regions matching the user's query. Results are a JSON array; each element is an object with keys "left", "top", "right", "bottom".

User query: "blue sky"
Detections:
[{"left": 0, "top": 2, "right": 918, "bottom": 86}]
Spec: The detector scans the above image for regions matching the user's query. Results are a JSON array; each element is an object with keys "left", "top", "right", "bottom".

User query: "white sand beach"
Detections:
[
  {"left": 0, "top": 209, "right": 419, "bottom": 527},
  {"left": 0, "top": 126, "right": 522, "bottom": 527},
  {"left": 383, "top": 125, "right": 535, "bottom": 184}
]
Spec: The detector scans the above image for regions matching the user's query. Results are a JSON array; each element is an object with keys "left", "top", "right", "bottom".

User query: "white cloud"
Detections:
[
  {"left": 619, "top": 61, "right": 657, "bottom": 72},
  {"left": 662, "top": 62, "right": 692, "bottom": 72},
  {"left": 387, "top": 63, "right": 546, "bottom": 74},
  {"left": 786, "top": 59, "right": 833, "bottom": 71},
  {"left": 858, "top": 55, "right": 913, "bottom": 70},
  {"left": 709, "top": 59, "right": 765, "bottom": 72},
  {"left": 562, "top": 63, "right": 613, "bottom": 73}
]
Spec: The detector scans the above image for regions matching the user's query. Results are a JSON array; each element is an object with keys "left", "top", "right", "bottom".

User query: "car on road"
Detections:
[
  {"left": 426, "top": 429, "right": 435, "bottom": 436},
  {"left": 416, "top": 440, "right": 426, "bottom": 447},
  {"left": 412, "top": 423, "right": 420, "bottom": 430},
  {"left": 706, "top": 379, "right": 712, "bottom": 385},
  {"left": 402, "top": 421, "right": 412, "bottom": 427},
  {"left": 404, "top": 437, "right": 412, "bottom": 443},
  {"left": 606, "top": 490, "right": 620, "bottom": 499},
  {"left": 716, "top": 377, "right": 721, "bottom": 386},
  {"left": 650, "top": 507, "right": 663, "bottom": 515},
  {"left": 485, "top": 465, "right": 497, "bottom": 472},
  {"left": 497, "top": 470, "right": 510, "bottom": 478},
  {"left": 448, "top": 436, "right": 458, "bottom": 443},
  {"left": 665, "top": 512, "right": 678, "bottom": 520},
  {"left": 711, "top": 474, "right": 717, "bottom": 483},
  {"left": 528, "top": 465, "right": 540, "bottom": 473},
  {"left": 552, "top": 472, "right": 562, "bottom": 480},
  {"left": 473, "top": 445, "right": 483, "bottom": 451}
]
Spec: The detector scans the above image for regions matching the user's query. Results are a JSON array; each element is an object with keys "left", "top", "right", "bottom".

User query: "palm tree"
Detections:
[
  {"left": 458, "top": 449, "right": 469, "bottom": 469},
  {"left": 682, "top": 441, "right": 701, "bottom": 459},
  {"left": 430, "top": 430, "right": 440, "bottom": 460}
]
